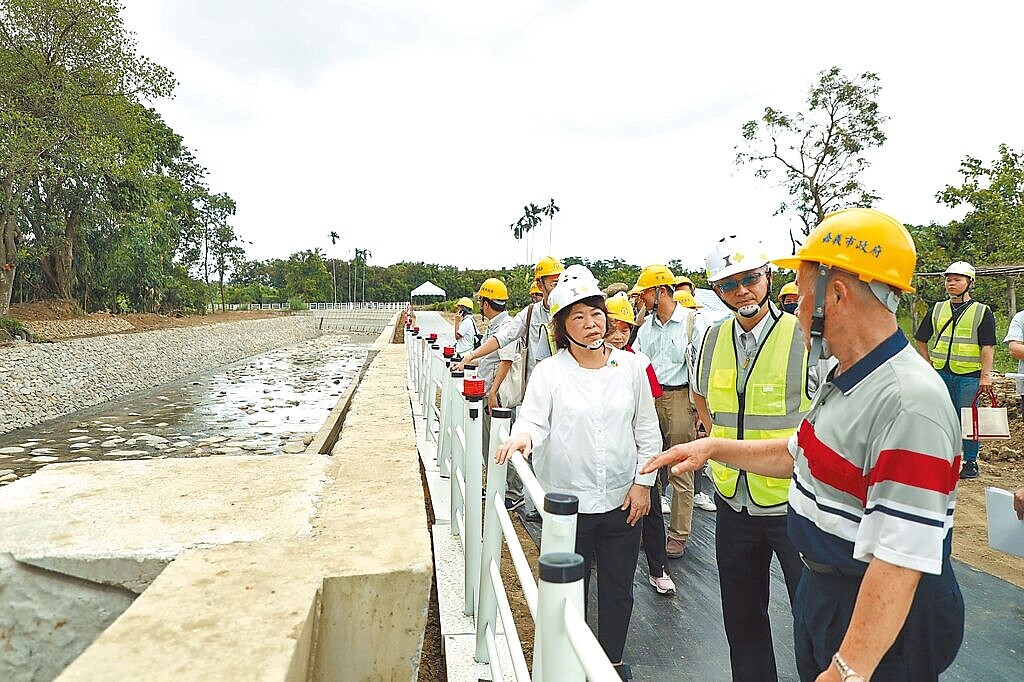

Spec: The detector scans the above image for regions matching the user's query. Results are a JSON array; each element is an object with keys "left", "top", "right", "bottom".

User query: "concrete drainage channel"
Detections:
[{"left": 0, "top": 312, "right": 434, "bottom": 681}]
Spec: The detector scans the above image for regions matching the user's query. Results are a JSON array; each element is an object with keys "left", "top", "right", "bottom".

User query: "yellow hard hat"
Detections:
[
  {"left": 674, "top": 275, "right": 693, "bottom": 288},
  {"left": 778, "top": 282, "right": 799, "bottom": 302},
  {"left": 456, "top": 297, "right": 474, "bottom": 310},
  {"left": 605, "top": 292, "right": 636, "bottom": 325},
  {"left": 475, "top": 278, "right": 509, "bottom": 301},
  {"left": 529, "top": 282, "right": 542, "bottom": 296},
  {"left": 673, "top": 290, "right": 702, "bottom": 308},
  {"left": 772, "top": 208, "right": 916, "bottom": 293},
  {"left": 534, "top": 256, "right": 565, "bottom": 280},
  {"left": 633, "top": 264, "right": 676, "bottom": 293}
]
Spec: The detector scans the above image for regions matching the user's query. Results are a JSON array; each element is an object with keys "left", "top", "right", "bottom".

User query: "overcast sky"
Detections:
[{"left": 121, "top": 1, "right": 1023, "bottom": 272}]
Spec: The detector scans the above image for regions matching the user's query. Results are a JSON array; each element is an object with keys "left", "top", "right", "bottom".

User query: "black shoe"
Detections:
[
  {"left": 524, "top": 509, "right": 542, "bottom": 523},
  {"left": 614, "top": 663, "right": 633, "bottom": 680},
  {"left": 959, "top": 461, "right": 979, "bottom": 479},
  {"left": 504, "top": 497, "right": 525, "bottom": 511}
]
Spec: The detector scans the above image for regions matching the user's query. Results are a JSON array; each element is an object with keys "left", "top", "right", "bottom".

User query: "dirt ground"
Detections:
[{"left": 7, "top": 299, "right": 288, "bottom": 338}]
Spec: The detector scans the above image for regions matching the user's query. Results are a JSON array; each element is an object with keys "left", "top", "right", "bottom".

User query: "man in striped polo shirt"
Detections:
[{"left": 643, "top": 208, "right": 964, "bottom": 682}]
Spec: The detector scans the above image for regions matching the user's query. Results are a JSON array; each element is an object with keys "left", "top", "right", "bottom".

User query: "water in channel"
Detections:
[{"left": 0, "top": 333, "right": 375, "bottom": 485}]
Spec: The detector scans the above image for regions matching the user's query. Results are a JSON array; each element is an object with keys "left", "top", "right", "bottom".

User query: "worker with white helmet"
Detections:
[
  {"left": 453, "top": 296, "right": 478, "bottom": 355},
  {"left": 689, "top": 234, "right": 810, "bottom": 682},
  {"left": 913, "top": 260, "right": 995, "bottom": 479},
  {"left": 497, "top": 266, "right": 661, "bottom": 680},
  {"left": 645, "top": 209, "right": 964, "bottom": 682}
]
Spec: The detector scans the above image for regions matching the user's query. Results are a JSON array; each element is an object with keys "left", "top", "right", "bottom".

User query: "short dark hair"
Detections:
[
  {"left": 481, "top": 297, "right": 506, "bottom": 312},
  {"left": 552, "top": 296, "right": 607, "bottom": 350}
]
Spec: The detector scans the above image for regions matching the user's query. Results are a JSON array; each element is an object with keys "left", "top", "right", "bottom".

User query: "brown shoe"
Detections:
[{"left": 666, "top": 537, "right": 686, "bottom": 559}]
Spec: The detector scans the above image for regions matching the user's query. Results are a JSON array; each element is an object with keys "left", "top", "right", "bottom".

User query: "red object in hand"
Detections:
[{"left": 462, "top": 378, "right": 486, "bottom": 397}]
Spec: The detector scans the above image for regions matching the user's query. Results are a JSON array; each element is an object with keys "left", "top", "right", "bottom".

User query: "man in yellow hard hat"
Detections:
[
  {"left": 913, "top": 260, "right": 995, "bottom": 480},
  {"left": 674, "top": 274, "right": 696, "bottom": 295},
  {"left": 644, "top": 208, "right": 964, "bottom": 682},
  {"left": 453, "top": 296, "right": 478, "bottom": 356},
  {"left": 529, "top": 281, "right": 544, "bottom": 303},
  {"left": 457, "top": 256, "right": 566, "bottom": 519},
  {"left": 779, "top": 281, "right": 799, "bottom": 314},
  {"left": 632, "top": 264, "right": 710, "bottom": 560}
]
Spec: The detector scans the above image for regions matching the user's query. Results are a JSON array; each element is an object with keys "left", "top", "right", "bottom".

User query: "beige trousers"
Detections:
[{"left": 655, "top": 390, "right": 696, "bottom": 542}]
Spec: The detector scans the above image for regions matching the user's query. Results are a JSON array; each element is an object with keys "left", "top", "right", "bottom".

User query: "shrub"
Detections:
[{"left": 288, "top": 297, "right": 308, "bottom": 311}]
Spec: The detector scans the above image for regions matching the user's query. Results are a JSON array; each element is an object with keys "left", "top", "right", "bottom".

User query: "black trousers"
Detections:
[
  {"left": 576, "top": 506, "right": 642, "bottom": 663},
  {"left": 641, "top": 482, "right": 670, "bottom": 577},
  {"left": 794, "top": 558, "right": 964, "bottom": 681},
  {"left": 715, "top": 499, "right": 802, "bottom": 682}
]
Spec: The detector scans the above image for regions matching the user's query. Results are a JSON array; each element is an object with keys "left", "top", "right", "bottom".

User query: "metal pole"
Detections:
[
  {"left": 539, "top": 493, "right": 579, "bottom": 557},
  {"left": 535, "top": 553, "right": 587, "bottom": 682},
  {"left": 475, "top": 407, "right": 512, "bottom": 661},
  {"left": 462, "top": 377, "right": 486, "bottom": 617},
  {"left": 449, "top": 370, "right": 465, "bottom": 538},
  {"left": 437, "top": 348, "right": 456, "bottom": 477}
]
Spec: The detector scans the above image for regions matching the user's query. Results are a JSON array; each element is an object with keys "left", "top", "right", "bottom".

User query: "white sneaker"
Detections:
[
  {"left": 649, "top": 573, "right": 676, "bottom": 595},
  {"left": 693, "top": 491, "right": 717, "bottom": 512},
  {"left": 661, "top": 495, "right": 671, "bottom": 513}
]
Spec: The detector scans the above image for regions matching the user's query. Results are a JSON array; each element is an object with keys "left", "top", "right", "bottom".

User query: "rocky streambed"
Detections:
[{"left": 0, "top": 333, "right": 372, "bottom": 485}]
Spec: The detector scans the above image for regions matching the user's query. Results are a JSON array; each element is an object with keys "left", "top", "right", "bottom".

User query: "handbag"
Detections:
[
  {"left": 497, "top": 339, "right": 525, "bottom": 408},
  {"left": 961, "top": 387, "right": 1010, "bottom": 440}
]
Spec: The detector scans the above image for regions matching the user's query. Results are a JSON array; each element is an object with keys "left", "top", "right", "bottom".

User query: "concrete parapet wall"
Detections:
[
  {"left": 0, "top": 344, "right": 431, "bottom": 681},
  {"left": 0, "top": 315, "right": 320, "bottom": 435}
]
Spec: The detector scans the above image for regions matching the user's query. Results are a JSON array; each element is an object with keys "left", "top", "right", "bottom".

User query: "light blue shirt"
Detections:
[
  {"left": 1004, "top": 310, "right": 1024, "bottom": 394},
  {"left": 634, "top": 303, "right": 690, "bottom": 387}
]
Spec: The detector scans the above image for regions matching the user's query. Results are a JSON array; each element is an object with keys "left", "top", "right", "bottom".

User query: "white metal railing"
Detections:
[{"left": 405, "top": 318, "right": 619, "bottom": 681}]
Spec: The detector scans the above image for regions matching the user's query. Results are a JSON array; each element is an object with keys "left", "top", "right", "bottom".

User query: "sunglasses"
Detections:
[{"left": 714, "top": 270, "right": 765, "bottom": 294}]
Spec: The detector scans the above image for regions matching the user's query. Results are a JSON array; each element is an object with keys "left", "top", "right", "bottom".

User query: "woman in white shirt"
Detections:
[{"left": 497, "top": 266, "right": 661, "bottom": 680}]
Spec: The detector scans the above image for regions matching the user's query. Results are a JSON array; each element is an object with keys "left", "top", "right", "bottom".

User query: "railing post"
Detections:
[
  {"left": 418, "top": 333, "right": 437, "bottom": 417},
  {"left": 436, "top": 347, "right": 456, "bottom": 477},
  {"left": 409, "top": 327, "right": 421, "bottom": 390},
  {"left": 539, "top": 493, "right": 579, "bottom": 557},
  {"left": 449, "top": 370, "right": 466, "bottom": 537},
  {"left": 425, "top": 343, "right": 441, "bottom": 442},
  {"left": 535, "top": 553, "right": 587, "bottom": 682},
  {"left": 475, "top": 406, "right": 512, "bottom": 662},
  {"left": 461, "top": 377, "right": 486, "bottom": 617}
]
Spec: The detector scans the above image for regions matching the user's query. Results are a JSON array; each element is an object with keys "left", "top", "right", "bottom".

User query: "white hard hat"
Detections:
[
  {"left": 549, "top": 265, "right": 605, "bottom": 317},
  {"left": 705, "top": 235, "right": 772, "bottom": 283},
  {"left": 943, "top": 261, "right": 976, "bottom": 280}
]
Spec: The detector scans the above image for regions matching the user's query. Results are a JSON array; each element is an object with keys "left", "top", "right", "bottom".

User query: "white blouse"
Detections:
[{"left": 509, "top": 347, "right": 661, "bottom": 514}]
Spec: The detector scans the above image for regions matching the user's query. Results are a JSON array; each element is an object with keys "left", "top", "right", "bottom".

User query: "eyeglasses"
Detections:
[{"left": 714, "top": 271, "right": 765, "bottom": 294}]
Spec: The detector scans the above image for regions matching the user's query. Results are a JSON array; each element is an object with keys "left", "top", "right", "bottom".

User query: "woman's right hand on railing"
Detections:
[{"left": 495, "top": 433, "right": 532, "bottom": 465}]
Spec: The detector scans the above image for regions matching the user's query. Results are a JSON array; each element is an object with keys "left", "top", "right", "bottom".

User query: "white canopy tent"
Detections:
[{"left": 410, "top": 281, "right": 446, "bottom": 298}]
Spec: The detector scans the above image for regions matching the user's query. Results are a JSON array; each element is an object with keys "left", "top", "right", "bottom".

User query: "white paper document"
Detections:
[{"left": 985, "top": 487, "right": 1024, "bottom": 558}]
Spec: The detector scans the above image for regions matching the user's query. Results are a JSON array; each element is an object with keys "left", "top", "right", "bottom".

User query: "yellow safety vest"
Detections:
[
  {"left": 928, "top": 300, "right": 985, "bottom": 374},
  {"left": 697, "top": 313, "right": 811, "bottom": 507}
]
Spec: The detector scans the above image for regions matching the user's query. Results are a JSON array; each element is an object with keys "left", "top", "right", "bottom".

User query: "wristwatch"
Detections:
[{"left": 831, "top": 652, "right": 866, "bottom": 682}]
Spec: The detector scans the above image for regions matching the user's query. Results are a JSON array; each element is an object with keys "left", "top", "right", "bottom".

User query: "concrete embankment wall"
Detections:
[
  {"left": 0, "top": 337, "right": 430, "bottom": 681},
  {"left": 0, "top": 316, "right": 319, "bottom": 435}
]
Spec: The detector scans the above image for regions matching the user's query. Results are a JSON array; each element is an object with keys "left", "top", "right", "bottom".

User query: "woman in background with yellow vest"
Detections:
[
  {"left": 693, "top": 236, "right": 810, "bottom": 682},
  {"left": 913, "top": 261, "right": 995, "bottom": 479}
]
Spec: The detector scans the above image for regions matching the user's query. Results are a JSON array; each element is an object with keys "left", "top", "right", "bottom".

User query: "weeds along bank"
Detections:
[{"left": 0, "top": 317, "right": 320, "bottom": 435}]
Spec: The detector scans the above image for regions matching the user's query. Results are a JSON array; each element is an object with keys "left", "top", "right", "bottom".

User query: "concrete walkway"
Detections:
[{"left": 421, "top": 310, "right": 1024, "bottom": 680}]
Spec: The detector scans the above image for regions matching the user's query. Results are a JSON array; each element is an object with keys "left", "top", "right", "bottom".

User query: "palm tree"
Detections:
[
  {"left": 540, "top": 198, "right": 560, "bottom": 252},
  {"left": 328, "top": 231, "right": 340, "bottom": 304}
]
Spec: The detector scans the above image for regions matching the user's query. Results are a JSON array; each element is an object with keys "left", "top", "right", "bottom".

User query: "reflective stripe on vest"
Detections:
[
  {"left": 698, "top": 313, "right": 811, "bottom": 507},
  {"left": 928, "top": 300, "right": 984, "bottom": 373}
]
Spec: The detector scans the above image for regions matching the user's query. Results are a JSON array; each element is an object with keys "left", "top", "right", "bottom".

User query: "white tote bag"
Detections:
[
  {"left": 961, "top": 387, "right": 1010, "bottom": 440},
  {"left": 497, "top": 340, "right": 526, "bottom": 408}
]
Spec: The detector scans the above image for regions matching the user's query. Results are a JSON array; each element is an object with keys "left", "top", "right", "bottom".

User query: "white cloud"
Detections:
[{"left": 121, "top": 0, "right": 1024, "bottom": 274}]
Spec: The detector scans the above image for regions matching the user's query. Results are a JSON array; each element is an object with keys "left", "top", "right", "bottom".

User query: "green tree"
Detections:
[
  {"left": 936, "top": 144, "right": 1024, "bottom": 265},
  {"left": 736, "top": 67, "right": 887, "bottom": 250},
  {"left": 284, "top": 249, "right": 331, "bottom": 302},
  {"left": 0, "top": 0, "right": 174, "bottom": 313}
]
